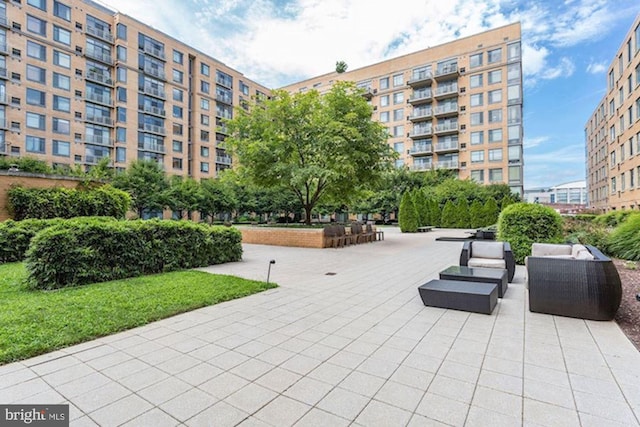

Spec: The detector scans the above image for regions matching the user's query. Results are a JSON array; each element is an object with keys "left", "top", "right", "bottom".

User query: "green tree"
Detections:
[
  {"left": 412, "top": 189, "right": 429, "bottom": 227},
  {"left": 429, "top": 199, "right": 441, "bottom": 227},
  {"left": 481, "top": 197, "right": 499, "bottom": 227},
  {"left": 398, "top": 192, "right": 419, "bottom": 232},
  {"left": 199, "top": 178, "right": 237, "bottom": 223},
  {"left": 440, "top": 200, "right": 456, "bottom": 228},
  {"left": 112, "top": 160, "right": 168, "bottom": 218},
  {"left": 469, "top": 199, "right": 483, "bottom": 228},
  {"left": 501, "top": 195, "right": 515, "bottom": 211},
  {"left": 165, "top": 176, "right": 201, "bottom": 220},
  {"left": 455, "top": 198, "right": 470, "bottom": 228},
  {"left": 335, "top": 60, "right": 348, "bottom": 73},
  {"left": 225, "top": 82, "right": 394, "bottom": 225}
]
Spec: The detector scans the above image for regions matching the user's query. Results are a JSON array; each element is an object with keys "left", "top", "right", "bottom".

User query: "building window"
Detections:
[
  {"left": 393, "top": 74, "right": 403, "bottom": 87},
  {"left": 172, "top": 140, "right": 183, "bottom": 152},
  {"left": 507, "top": 42, "right": 520, "bottom": 61},
  {"left": 116, "top": 23, "right": 127, "bottom": 40},
  {"left": 117, "top": 46, "right": 127, "bottom": 61},
  {"left": 116, "top": 127, "right": 126, "bottom": 142},
  {"left": 26, "top": 135, "right": 46, "bottom": 153},
  {"left": 172, "top": 105, "right": 183, "bottom": 118},
  {"left": 201, "top": 146, "right": 209, "bottom": 158},
  {"left": 508, "top": 145, "right": 521, "bottom": 162},
  {"left": 488, "top": 109, "right": 502, "bottom": 123},
  {"left": 508, "top": 166, "right": 521, "bottom": 182},
  {"left": 392, "top": 125, "right": 404, "bottom": 137},
  {"left": 53, "top": 26, "right": 71, "bottom": 45},
  {"left": 487, "top": 48, "right": 502, "bottom": 63},
  {"left": 470, "top": 93, "right": 483, "bottom": 107},
  {"left": 380, "top": 95, "right": 389, "bottom": 107},
  {"left": 173, "top": 88, "right": 183, "bottom": 102},
  {"left": 53, "top": 95, "right": 70, "bottom": 112},
  {"left": 488, "top": 129, "right": 502, "bottom": 142},
  {"left": 173, "top": 69, "right": 183, "bottom": 84},
  {"left": 201, "top": 114, "right": 209, "bottom": 126},
  {"left": 470, "top": 112, "right": 483, "bottom": 126},
  {"left": 53, "top": 50, "right": 70, "bottom": 68},
  {"left": 173, "top": 50, "right": 183, "bottom": 64},
  {"left": 53, "top": 140, "right": 70, "bottom": 157},
  {"left": 393, "top": 108, "right": 404, "bottom": 121},
  {"left": 631, "top": 168, "right": 636, "bottom": 188},
  {"left": 27, "top": 65, "right": 46, "bottom": 84},
  {"left": 379, "top": 77, "right": 389, "bottom": 90},
  {"left": 507, "top": 64, "right": 520, "bottom": 82},
  {"left": 53, "top": 72, "right": 70, "bottom": 90},
  {"left": 117, "top": 67, "right": 127, "bottom": 82},
  {"left": 54, "top": 1, "right": 71, "bottom": 21},
  {"left": 379, "top": 111, "right": 389, "bottom": 122},
  {"left": 53, "top": 117, "right": 70, "bottom": 134},
  {"left": 201, "top": 81, "right": 210, "bottom": 94},
  {"left": 27, "top": 15, "right": 47, "bottom": 36},
  {"left": 172, "top": 157, "right": 182, "bottom": 170},
  {"left": 489, "top": 168, "right": 503, "bottom": 182},
  {"left": 117, "top": 107, "right": 126, "bottom": 122},
  {"left": 201, "top": 130, "right": 209, "bottom": 142},
  {"left": 201, "top": 98, "right": 210, "bottom": 111},
  {"left": 116, "top": 147, "right": 126, "bottom": 163},
  {"left": 471, "top": 150, "right": 484, "bottom": 163},
  {"left": 201, "top": 162, "right": 209, "bottom": 173},
  {"left": 488, "top": 70, "right": 502, "bottom": 84},
  {"left": 469, "top": 53, "right": 482, "bottom": 68},
  {"left": 116, "top": 87, "right": 126, "bottom": 102},
  {"left": 26, "top": 112, "right": 45, "bottom": 129},
  {"left": 393, "top": 92, "right": 404, "bottom": 104},
  {"left": 470, "top": 74, "right": 483, "bottom": 88},
  {"left": 470, "top": 131, "right": 484, "bottom": 145},
  {"left": 488, "top": 89, "right": 502, "bottom": 104},
  {"left": 173, "top": 123, "right": 183, "bottom": 135},
  {"left": 470, "top": 170, "right": 484, "bottom": 183},
  {"left": 27, "top": 41, "right": 46, "bottom": 61},
  {"left": 507, "top": 84, "right": 521, "bottom": 103},
  {"left": 488, "top": 148, "right": 502, "bottom": 161},
  {"left": 28, "top": 0, "right": 46, "bottom": 10},
  {"left": 201, "top": 63, "right": 210, "bottom": 76}
]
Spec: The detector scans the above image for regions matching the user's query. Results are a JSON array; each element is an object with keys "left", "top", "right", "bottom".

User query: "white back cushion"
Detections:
[
  {"left": 571, "top": 244, "right": 588, "bottom": 258},
  {"left": 471, "top": 242, "right": 504, "bottom": 259},
  {"left": 531, "top": 243, "right": 571, "bottom": 257}
]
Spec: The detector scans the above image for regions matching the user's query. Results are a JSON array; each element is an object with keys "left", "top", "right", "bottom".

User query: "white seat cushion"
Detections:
[
  {"left": 471, "top": 242, "right": 504, "bottom": 259},
  {"left": 531, "top": 243, "right": 571, "bottom": 257},
  {"left": 575, "top": 250, "right": 594, "bottom": 260},
  {"left": 571, "top": 244, "right": 588, "bottom": 258},
  {"left": 468, "top": 257, "right": 506, "bottom": 269}
]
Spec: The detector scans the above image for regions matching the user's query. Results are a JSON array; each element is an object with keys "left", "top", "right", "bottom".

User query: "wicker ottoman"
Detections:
[{"left": 418, "top": 279, "right": 498, "bottom": 315}]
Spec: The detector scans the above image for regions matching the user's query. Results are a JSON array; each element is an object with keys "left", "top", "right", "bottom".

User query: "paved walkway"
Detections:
[{"left": 2, "top": 228, "right": 640, "bottom": 426}]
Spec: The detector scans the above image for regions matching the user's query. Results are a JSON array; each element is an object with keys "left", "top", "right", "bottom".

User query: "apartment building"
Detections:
[
  {"left": 585, "top": 14, "right": 640, "bottom": 211},
  {"left": 0, "top": 0, "right": 270, "bottom": 180},
  {"left": 282, "top": 23, "right": 524, "bottom": 196}
]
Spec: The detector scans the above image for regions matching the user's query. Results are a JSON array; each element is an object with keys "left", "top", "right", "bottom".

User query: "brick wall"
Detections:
[
  {"left": 240, "top": 227, "right": 327, "bottom": 248},
  {"left": 0, "top": 172, "right": 90, "bottom": 221}
]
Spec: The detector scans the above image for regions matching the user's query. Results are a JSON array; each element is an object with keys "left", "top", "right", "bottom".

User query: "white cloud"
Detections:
[
  {"left": 524, "top": 143, "right": 586, "bottom": 188},
  {"left": 523, "top": 136, "right": 550, "bottom": 149},
  {"left": 586, "top": 60, "right": 608, "bottom": 74}
]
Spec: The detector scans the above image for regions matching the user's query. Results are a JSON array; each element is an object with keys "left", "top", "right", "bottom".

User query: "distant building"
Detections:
[{"left": 524, "top": 180, "right": 588, "bottom": 213}]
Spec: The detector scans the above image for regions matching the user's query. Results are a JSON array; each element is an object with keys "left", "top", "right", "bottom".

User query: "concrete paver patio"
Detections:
[{"left": 1, "top": 227, "right": 640, "bottom": 426}]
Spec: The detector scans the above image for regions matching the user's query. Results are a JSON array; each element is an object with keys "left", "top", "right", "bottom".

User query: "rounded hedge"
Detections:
[
  {"left": 606, "top": 213, "right": 640, "bottom": 261},
  {"left": 25, "top": 219, "right": 242, "bottom": 290},
  {"left": 497, "top": 202, "right": 563, "bottom": 264}
]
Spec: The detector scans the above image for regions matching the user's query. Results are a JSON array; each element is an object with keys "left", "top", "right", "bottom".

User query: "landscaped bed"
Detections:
[{"left": 0, "top": 263, "right": 276, "bottom": 364}]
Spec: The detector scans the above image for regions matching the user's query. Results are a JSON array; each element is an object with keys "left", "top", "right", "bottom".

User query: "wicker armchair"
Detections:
[{"left": 460, "top": 241, "right": 515, "bottom": 282}]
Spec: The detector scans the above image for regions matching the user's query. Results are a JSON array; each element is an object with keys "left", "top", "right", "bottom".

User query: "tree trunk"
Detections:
[{"left": 304, "top": 205, "right": 312, "bottom": 225}]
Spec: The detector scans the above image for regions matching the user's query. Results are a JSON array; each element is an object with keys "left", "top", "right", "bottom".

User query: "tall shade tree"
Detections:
[
  {"left": 112, "top": 160, "right": 168, "bottom": 218},
  {"left": 225, "top": 82, "right": 394, "bottom": 225},
  {"left": 199, "top": 178, "right": 237, "bottom": 223},
  {"left": 165, "top": 176, "right": 201, "bottom": 220}
]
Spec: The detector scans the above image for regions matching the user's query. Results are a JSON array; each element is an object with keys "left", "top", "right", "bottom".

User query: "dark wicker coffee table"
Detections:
[
  {"left": 439, "top": 265, "right": 508, "bottom": 298},
  {"left": 418, "top": 279, "right": 498, "bottom": 314}
]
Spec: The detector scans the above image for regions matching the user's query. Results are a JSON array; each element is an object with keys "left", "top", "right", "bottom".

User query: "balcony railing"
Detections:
[
  {"left": 138, "top": 123, "right": 166, "bottom": 135},
  {"left": 434, "top": 141, "right": 459, "bottom": 152},
  {"left": 84, "top": 135, "right": 114, "bottom": 147},
  {"left": 142, "top": 43, "right": 165, "bottom": 60},
  {"left": 409, "top": 144, "right": 432, "bottom": 155},
  {"left": 216, "top": 77, "right": 233, "bottom": 89},
  {"left": 139, "top": 85, "right": 166, "bottom": 99},
  {"left": 435, "top": 160, "right": 459, "bottom": 169},
  {"left": 138, "top": 143, "right": 166, "bottom": 153},
  {"left": 434, "top": 123, "right": 459, "bottom": 134},
  {"left": 409, "top": 91, "right": 432, "bottom": 103},
  {"left": 0, "top": 118, "right": 7, "bottom": 129},
  {"left": 143, "top": 65, "right": 165, "bottom": 80},
  {"left": 216, "top": 155, "right": 232, "bottom": 165},
  {"left": 216, "top": 94, "right": 233, "bottom": 105},
  {"left": 433, "top": 104, "right": 458, "bottom": 116},
  {"left": 0, "top": 68, "right": 6, "bottom": 79},
  {"left": 411, "top": 163, "right": 433, "bottom": 171},
  {"left": 409, "top": 127, "right": 433, "bottom": 138},
  {"left": 86, "top": 69, "right": 114, "bottom": 86},
  {"left": 434, "top": 64, "right": 459, "bottom": 79},
  {"left": 0, "top": 94, "right": 6, "bottom": 104},
  {"left": 86, "top": 25, "right": 114, "bottom": 43},
  {"left": 85, "top": 92, "right": 114, "bottom": 106},
  {"left": 435, "top": 85, "right": 458, "bottom": 98},
  {"left": 85, "top": 155, "right": 113, "bottom": 165},
  {"left": 138, "top": 104, "right": 166, "bottom": 117},
  {"left": 407, "top": 71, "right": 433, "bottom": 87},
  {"left": 85, "top": 48, "right": 113, "bottom": 65},
  {"left": 0, "top": 42, "right": 8, "bottom": 55},
  {"left": 85, "top": 115, "right": 114, "bottom": 126},
  {"left": 0, "top": 16, "right": 9, "bottom": 28}
]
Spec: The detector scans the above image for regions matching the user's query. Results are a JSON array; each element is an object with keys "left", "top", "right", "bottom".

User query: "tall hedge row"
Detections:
[
  {"left": 8, "top": 185, "right": 131, "bottom": 220},
  {"left": 25, "top": 219, "right": 242, "bottom": 290}
]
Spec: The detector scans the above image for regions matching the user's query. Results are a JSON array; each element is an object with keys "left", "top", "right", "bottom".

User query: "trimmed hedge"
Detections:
[
  {"left": 606, "top": 213, "right": 640, "bottom": 261},
  {"left": 0, "top": 217, "right": 116, "bottom": 263},
  {"left": 8, "top": 185, "right": 131, "bottom": 220},
  {"left": 497, "top": 203, "right": 563, "bottom": 264},
  {"left": 25, "top": 219, "right": 242, "bottom": 290},
  {"left": 398, "top": 192, "right": 419, "bottom": 232}
]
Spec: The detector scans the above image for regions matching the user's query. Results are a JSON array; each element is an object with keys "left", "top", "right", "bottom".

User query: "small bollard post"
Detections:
[{"left": 267, "top": 260, "right": 276, "bottom": 284}]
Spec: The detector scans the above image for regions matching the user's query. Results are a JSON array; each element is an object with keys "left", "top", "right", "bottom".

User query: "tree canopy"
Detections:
[
  {"left": 112, "top": 160, "right": 168, "bottom": 218},
  {"left": 224, "top": 81, "right": 394, "bottom": 224}
]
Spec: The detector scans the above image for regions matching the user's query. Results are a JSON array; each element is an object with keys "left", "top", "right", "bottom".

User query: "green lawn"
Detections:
[{"left": 0, "top": 263, "right": 276, "bottom": 364}]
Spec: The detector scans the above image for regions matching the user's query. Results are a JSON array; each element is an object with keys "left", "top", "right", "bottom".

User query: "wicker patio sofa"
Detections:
[
  {"left": 526, "top": 243, "right": 622, "bottom": 321},
  {"left": 459, "top": 241, "right": 516, "bottom": 282}
]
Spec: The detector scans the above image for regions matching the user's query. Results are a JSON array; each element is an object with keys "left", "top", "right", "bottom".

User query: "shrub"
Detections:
[
  {"left": 429, "top": 199, "right": 441, "bottom": 227},
  {"left": 497, "top": 203, "right": 563, "bottom": 264},
  {"left": 481, "top": 197, "right": 499, "bottom": 227},
  {"left": 412, "top": 190, "right": 429, "bottom": 227},
  {"left": 606, "top": 213, "right": 640, "bottom": 260},
  {"left": 469, "top": 199, "right": 483, "bottom": 228},
  {"left": 7, "top": 185, "right": 131, "bottom": 220},
  {"left": 563, "top": 216, "right": 610, "bottom": 249},
  {"left": 398, "top": 192, "right": 419, "bottom": 232},
  {"left": 440, "top": 200, "right": 456, "bottom": 228},
  {"left": 25, "top": 219, "right": 242, "bottom": 290},
  {"left": 593, "top": 210, "right": 634, "bottom": 227},
  {"left": 454, "top": 198, "right": 470, "bottom": 228}
]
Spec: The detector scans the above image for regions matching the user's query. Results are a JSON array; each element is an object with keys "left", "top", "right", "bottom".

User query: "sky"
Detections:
[{"left": 98, "top": 0, "right": 640, "bottom": 189}]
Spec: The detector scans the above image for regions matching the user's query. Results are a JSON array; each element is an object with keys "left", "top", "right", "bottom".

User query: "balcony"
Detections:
[
  {"left": 409, "top": 127, "right": 433, "bottom": 139},
  {"left": 86, "top": 25, "right": 114, "bottom": 44},
  {"left": 409, "top": 144, "right": 433, "bottom": 156},
  {"left": 0, "top": 143, "right": 6, "bottom": 155},
  {"left": 433, "top": 123, "right": 459, "bottom": 135},
  {"left": 411, "top": 162, "right": 433, "bottom": 171},
  {"left": 408, "top": 91, "right": 432, "bottom": 105},
  {"left": 407, "top": 71, "right": 433, "bottom": 88},
  {"left": 434, "top": 64, "right": 459, "bottom": 80},
  {"left": 85, "top": 48, "right": 113, "bottom": 65},
  {"left": 409, "top": 109, "right": 432, "bottom": 122},
  {"left": 138, "top": 85, "right": 166, "bottom": 99},
  {"left": 85, "top": 155, "right": 113, "bottom": 165},
  {"left": 216, "top": 155, "right": 232, "bottom": 165},
  {"left": 138, "top": 123, "right": 166, "bottom": 135},
  {"left": 0, "top": 119, "right": 7, "bottom": 130},
  {"left": 216, "top": 76, "right": 233, "bottom": 89},
  {"left": 138, "top": 104, "right": 165, "bottom": 117},
  {"left": 142, "top": 65, "right": 166, "bottom": 80},
  {"left": 216, "top": 125, "right": 229, "bottom": 135},
  {"left": 86, "top": 69, "right": 114, "bottom": 86},
  {"left": 433, "top": 104, "right": 458, "bottom": 117},
  {"left": 434, "top": 85, "right": 458, "bottom": 100},
  {"left": 0, "top": 94, "right": 6, "bottom": 104},
  {"left": 0, "top": 16, "right": 9, "bottom": 28},
  {"left": 0, "top": 42, "right": 8, "bottom": 55},
  {"left": 361, "top": 87, "right": 376, "bottom": 100},
  {"left": 216, "top": 94, "right": 233, "bottom": 105},
  {"left": 435, "top": 160, "right": 459, "bottom": 170},
  {"left": 85, "top": 115, "right": 114, "bottom": 127},
  {"left": 85, "top": 92, "right": 114, "bottom": 106},
  {"left": 142, "top": 43, "right": 165, "bottom": 60},
  {"left": 84, "top": 135, "right": 114, "bottom": 147},
  {"left": 0, "top": 67, "right": 6, "bottom": 79},
  {"left": 138, "top": 143, "right": 166, "bottom": 154},
  {"left": 434, "top": 140, "right": 459, "bottom": 153}
]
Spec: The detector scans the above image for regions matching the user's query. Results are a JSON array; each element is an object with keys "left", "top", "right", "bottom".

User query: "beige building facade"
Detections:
[
  {"left": 282, "top": 23, "right": 524, "bottom": 195},
  {"left": 0, "top": 0, "right": 270, "bottom": 181},
  {"left": 586, "top": 14, "right": 640, "bottom": 211}
]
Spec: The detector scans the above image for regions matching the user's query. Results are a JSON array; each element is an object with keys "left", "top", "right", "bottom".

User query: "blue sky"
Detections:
[{"left": 100, "top": 0, "right": 640, "bottom": 189}]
